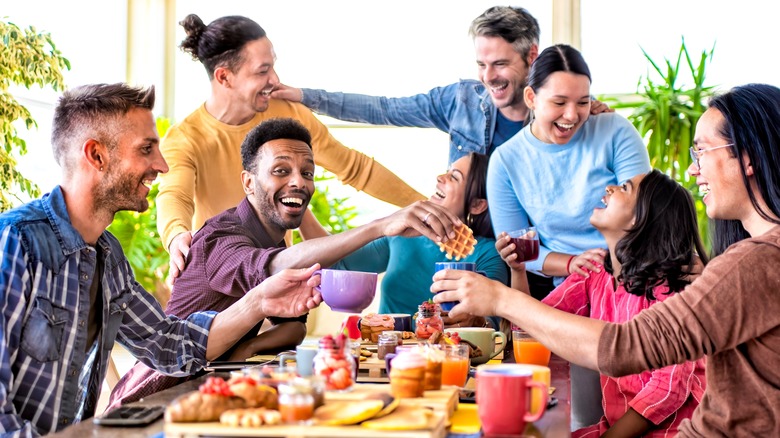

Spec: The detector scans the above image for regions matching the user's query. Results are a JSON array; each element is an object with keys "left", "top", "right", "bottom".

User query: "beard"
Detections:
[
  {"left": 253, "top": 183, "right": 306, "bottom": 232},
  {"left": 93, "top": 167, "right": 150, "bottom": 215}
]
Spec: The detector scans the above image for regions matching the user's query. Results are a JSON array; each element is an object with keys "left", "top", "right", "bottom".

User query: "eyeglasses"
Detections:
[{"left": 689, "top": 143, "right": 734, "bottom": 168}]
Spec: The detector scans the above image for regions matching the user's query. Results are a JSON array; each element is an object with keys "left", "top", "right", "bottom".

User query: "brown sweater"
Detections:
[{"left": 598, "top": 226, "right": 780, "bottom": 437}]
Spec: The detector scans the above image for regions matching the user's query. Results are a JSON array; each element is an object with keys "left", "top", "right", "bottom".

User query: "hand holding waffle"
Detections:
[{"left": 380, "top": 200, "right": 461, "bottom": 243}]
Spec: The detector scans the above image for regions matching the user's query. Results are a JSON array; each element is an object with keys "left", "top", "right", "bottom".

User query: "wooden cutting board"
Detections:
[
  {"left": 164, "top": 384, "right": 455, "bottom": 438},
  {"left": 164, "top": 412, "right": 446, "bottom": 438}
]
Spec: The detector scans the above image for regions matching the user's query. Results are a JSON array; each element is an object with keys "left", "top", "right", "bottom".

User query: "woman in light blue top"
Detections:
[
  {"left": 488, "top": 44, "right": 650, "bottom": 429},
  {"left": 488, "top": 44, "right": 651, "bottom": 299},
  {"left": 335, "top": 152, "right": 508, "bottom": 328}
]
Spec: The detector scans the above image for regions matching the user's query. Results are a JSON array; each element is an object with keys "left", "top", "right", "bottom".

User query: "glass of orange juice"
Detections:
[
  {"left": 513, "top": 330, "right": 551, "bottom": 366},
  {"left": 441, "top": 344, "right": 470, "bottom": 387}
]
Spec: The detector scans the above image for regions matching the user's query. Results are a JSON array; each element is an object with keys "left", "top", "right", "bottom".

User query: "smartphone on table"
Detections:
[{"left": 94, "top": 405, "right": 165, "bottom": 426}]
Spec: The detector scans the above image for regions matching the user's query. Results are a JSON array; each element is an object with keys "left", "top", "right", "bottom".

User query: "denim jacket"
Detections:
[
  {"left": 301, "top": 79, "right": 496, "bottom": 164},
  {"left": 0, "top": 187, "right": 214, "bottom": 436}
]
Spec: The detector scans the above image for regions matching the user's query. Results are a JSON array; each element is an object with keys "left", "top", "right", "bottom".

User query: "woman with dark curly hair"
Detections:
[{"left": 539, "top": 169, "right": 708, "bottom": 436}]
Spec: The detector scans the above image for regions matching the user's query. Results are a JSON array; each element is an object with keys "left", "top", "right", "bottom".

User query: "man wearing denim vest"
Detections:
[{"left": 0, "top": 83, "right": 322, "bottom": 436}]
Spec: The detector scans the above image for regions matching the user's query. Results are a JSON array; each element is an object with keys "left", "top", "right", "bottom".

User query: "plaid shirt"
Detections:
[{"left": 0, "top": 187, "right": 215, "bottom": 437}]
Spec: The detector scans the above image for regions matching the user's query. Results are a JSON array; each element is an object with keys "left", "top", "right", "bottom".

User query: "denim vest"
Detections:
[{"left": 302, "top": 79, "right": 496, "bottom": 164}]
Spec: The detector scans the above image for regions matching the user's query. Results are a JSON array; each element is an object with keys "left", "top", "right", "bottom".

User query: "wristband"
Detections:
[{"left": 566, "top": 255, "right": 575, "bottom": 274}]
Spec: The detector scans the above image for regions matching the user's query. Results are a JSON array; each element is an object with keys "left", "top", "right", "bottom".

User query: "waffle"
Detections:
[{"left": 437, "top": 223, "right": 476, "bottom": 261}]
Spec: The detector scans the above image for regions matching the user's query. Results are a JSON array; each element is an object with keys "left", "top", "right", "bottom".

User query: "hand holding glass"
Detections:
[{"left": 507, "top": 227, "right": 539, "bottom": 262}]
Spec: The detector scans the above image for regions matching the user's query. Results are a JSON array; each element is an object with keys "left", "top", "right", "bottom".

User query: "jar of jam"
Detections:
[
  {"left": 278, "top": 378, "right": 314, "bottom": 424},
  {"left": 377, "top": 332, "right": 398, "bottom": 359},
  {"left": 313, "top": 334, "right": 355, "bottom": 391},
  {"left": 415, "top": 301, "right": 443, "bottom": 340}
]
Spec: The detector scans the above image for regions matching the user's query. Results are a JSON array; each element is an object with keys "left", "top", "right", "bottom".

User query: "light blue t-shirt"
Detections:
[
  {"left": 333, "top": 235, "right": 508, "bottom": 316},
  {"left": 487, "top": 112, "right": 650, "bottom": 281}
]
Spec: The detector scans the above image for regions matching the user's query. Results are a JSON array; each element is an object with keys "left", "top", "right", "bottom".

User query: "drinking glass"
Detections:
[
  {"left": 440, "top": 344, "right": 470, "bottom": 387},
  {"left": 506, "top": 226, "right": 539, "bottom": 262},
  {"left": 512, "top": 329, "right": 551, "bottom": 366}
]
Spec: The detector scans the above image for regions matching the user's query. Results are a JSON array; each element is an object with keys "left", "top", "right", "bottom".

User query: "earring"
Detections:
[{"left": 99, "top": 167, "right": 103, "bottom": 172}]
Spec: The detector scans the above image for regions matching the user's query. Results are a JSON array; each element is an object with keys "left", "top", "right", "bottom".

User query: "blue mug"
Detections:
[{"left": 434, "top": 262, "right": 485, "bottom": 311}]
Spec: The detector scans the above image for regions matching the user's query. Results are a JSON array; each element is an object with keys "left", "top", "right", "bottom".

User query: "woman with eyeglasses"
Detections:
[{"left": 433, "top": 83, "right": 780, "bottom": 436}]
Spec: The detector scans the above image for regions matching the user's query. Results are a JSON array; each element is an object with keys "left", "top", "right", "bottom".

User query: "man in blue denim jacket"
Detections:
[
  {"left": 0, "top": 83, "right": 322, "bottom": 437},
  {"left": 272, "top": 6, "right": 609, "bottom": 166}
]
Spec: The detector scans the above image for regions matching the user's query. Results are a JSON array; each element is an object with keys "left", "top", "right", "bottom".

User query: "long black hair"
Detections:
[
  {"left": 463, "top": 152, "right": 494, "bottom": 238},
  {"left": 706, "top": 84, "right": 780, "bottom": 255},
  {"left": 605, "top": 170, "right": 709, "bottom": 299}
]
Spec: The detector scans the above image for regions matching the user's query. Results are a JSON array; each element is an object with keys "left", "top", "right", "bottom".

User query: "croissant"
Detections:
[{"left": 164, "top": 392, "right": 245, "bottom": 423}]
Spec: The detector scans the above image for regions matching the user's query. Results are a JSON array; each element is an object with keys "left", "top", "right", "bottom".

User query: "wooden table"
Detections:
[{"left": 49, "top": 356, "right": 570, "bottom": 438}]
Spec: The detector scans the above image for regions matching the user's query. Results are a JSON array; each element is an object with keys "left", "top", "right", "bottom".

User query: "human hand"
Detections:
[
  {"left": 590, "top": 99, "right": 614, "bottom": 114},
  {"left": 567, "top": 248, "right": 607, "bottom": 277},
  {"left": 270, "top": 83, "right": 303, "bottom": 102},
  {"left": 442, "top": 311, "right": 487, "bottom": 329},
  {"left": 431, "top": 270, "right": 504, "bottom": 318},
  {"left": 167, "top": 231, "right": 193, "bottom": 285},
  {"left": 251, "top": 263, "right": 322, "bottom": 317},
  {"left": 495, "top": 231, "right": 529, "bottom": 272},
  {"left": 381, "top": 200, "right": 462, "bottom": 243}
]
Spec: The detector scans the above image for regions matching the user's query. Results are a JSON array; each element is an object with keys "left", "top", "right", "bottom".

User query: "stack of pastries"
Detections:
[
  {"left": 389, "top": 350, "right": 427, "bottom": 398},
  {"left": 360, "top": 313, "right": 395, "bottom": 342}
]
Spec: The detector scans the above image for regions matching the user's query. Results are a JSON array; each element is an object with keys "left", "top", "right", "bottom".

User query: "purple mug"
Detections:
[{"left": 314, "top": 269, "right": 377, "bottom": 313}]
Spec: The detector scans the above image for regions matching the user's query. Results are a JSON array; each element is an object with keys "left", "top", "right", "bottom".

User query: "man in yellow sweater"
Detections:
[{"left": 159, "top": 14, "right": 425, "bottom": 278}]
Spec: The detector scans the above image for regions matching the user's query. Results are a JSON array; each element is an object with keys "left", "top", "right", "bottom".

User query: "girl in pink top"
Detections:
[{"left": 540, "top": 170, "right": 708, "bottom": 437}]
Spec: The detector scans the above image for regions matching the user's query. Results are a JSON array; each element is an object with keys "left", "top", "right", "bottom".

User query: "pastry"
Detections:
[
  {"left": 436, "top": 223, "right": 476, "bottom": 261},
  {"left": 360, "top": 313, "right": 395, "bottom": 343},
  {"left": 165, "top": 391, "right": 245, "bottom": 423},
  {"left": 165, "top": 376, "right": 278, "bottom": 423},
  {"left": 220, "top": 407, "right": 282, "bottom": 427},
  {"left": 389, "top": 350, "right": 427, "bottom": 398}
]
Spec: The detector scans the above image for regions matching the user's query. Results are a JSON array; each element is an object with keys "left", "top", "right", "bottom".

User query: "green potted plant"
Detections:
[
  {"left": 602, "top": 38, "right": 716, "bottom": 249},
  {"left": 0, "top": 19, "right": 69, "bottom": 211}
]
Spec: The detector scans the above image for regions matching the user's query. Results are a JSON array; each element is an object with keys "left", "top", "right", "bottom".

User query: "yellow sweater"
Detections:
[{"left": 157, "top": 100, "right": 424, "bottom": 249}]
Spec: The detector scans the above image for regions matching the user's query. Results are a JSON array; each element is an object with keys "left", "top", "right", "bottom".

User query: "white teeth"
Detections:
[
  {"left": 699, "top": 184, "right": 710, "bottom": 196},
  {"left": 260, "top": 88, "right": 273, "bottom": 96},
  {"left": 490, "top": 84, "right": 507, "bottom": 93},
  {"left": 601, "top": 196, "right": 608, "bottom": 206},
  {"left": 280, "top": 197, "right": 303, "bottom": 206},
  {"left": 435, "top": 190, "right": 446, "bottom": 199},
  {"left": 556, "top": 122, "right": 575, "bottom": 129},
  {"left": 142, "top": 179, "right": 154, "bottom": 188}
]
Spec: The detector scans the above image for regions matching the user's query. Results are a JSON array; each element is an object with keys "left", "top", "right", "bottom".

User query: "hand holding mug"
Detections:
[
  {"left": 431, "top": 269, "right": 503, "bottom": 319},
  {"left": 252, "top": 263, "right": 322, "bottom": 317}
]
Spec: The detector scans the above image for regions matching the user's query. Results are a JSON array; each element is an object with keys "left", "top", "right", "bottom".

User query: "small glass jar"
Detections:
[
  {"left": 377, "top": 332, "right": 398, "bottom": 360},
  {"left": 415, "top": 302, "right": 443, "bottom": 340},
  {"left": 313, "top": 338, "right": 355, "bottom": 391},
  {"left": 278, "top": 378, "right": 314, "bottom": 424}
]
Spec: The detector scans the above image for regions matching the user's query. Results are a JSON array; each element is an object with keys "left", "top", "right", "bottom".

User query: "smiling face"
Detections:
[
  {"left": 430, "top": 155, "right": 471, "bottom": 219},
  {"left": 525, "top": 71, "right": 591, "bottom": 145},
  {"left": 227, "top": 37, "right": 279, "bottom": 114},
  {"left": 474, "top": 36, "right": 535, "bottom": 120},
  {"left": 244, "top": 138, "right": 315, "bottom": 237},
  {"left": 590, "top": 173, "right": 646, "bottom": 237},
  {"left": 687, "top": 108, "right": 751, "bottom": 221},
  {"left": 93, "top": 107, "right": 167, "bottom": 214}
]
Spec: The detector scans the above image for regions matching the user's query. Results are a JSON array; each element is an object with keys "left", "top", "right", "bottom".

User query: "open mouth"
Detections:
[
  {"left": 141, "top": 177, "right": 156, "bottom": 190},
  {"left": 280, "top": 196, "right": 305, "bottom": 208},
  {"left": 433, "top": 188, "right": 446, "bottom": 200},
  {"left": 555, "top": 122, "right": 575, "bottom": 132},
  {"left": 260, "top": 87, "right": 274, "bottom": 97}
]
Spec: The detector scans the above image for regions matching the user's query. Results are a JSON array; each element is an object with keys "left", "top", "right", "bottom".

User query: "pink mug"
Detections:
[{"left": 476, "top": 364, "right": 548, "bottom": 436}]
